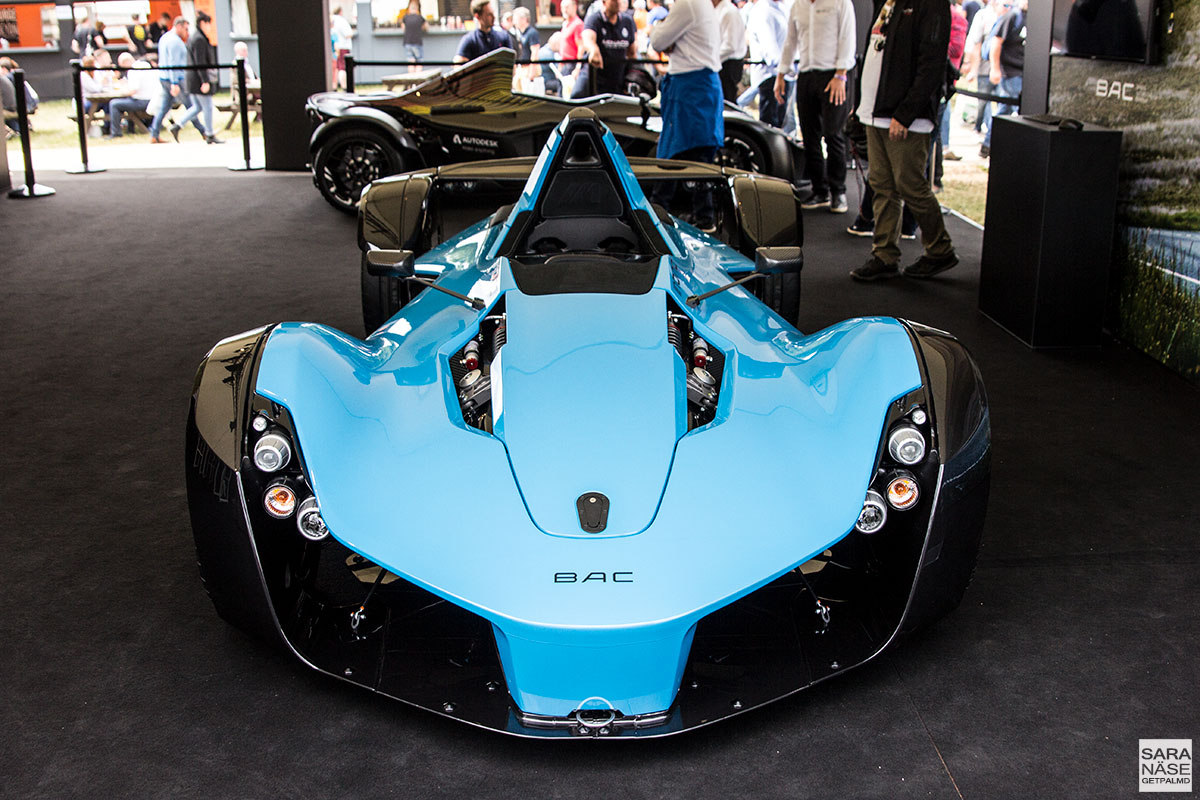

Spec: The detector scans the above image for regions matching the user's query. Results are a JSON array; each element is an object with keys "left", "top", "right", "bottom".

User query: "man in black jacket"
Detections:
[
  {"left": 170, "top": 11, "right": 223, "bottom": 144},
  {"left": 850, "top": 0, "right": 958, "bottom": 281}
]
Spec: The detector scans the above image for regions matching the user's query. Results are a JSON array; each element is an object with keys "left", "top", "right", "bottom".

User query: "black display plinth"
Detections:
[{"left": 979, "top": 116, "right": 1123, "bottom": 348}]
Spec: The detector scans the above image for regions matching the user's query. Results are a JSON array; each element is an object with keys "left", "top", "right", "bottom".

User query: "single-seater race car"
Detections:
[
  {"left": 188, "top": 110, "right": 990, "bottom": 738},
  {"left": 306, "top": 48, "right": 804, "bottom": 214}
]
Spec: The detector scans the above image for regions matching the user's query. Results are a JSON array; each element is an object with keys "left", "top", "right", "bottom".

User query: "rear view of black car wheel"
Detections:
[
  {"left": 361, "top": 253, "right": 416, "bottom": 334},
  {"left": 718, "top": 129, "right": 768, "bottom": 175},
  {"left": 755, "top": 272, "right": 800, "bottom": 326},
  {"left": 315, "top": 127, "right": 403, "bottom": 214}
]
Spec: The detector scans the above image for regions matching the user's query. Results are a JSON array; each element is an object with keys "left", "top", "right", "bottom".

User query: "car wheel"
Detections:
[
  {"left": 361, "top": 252, "right": 416, "bottom": 334},
  {"left": 717, "top": 129, "right": 768, "bottom": 175},
  {"left": 756, "top": 271, "right": 800, "bottom": 326},
  {"left": 314, "top": 127, "right": 403, "bottom": 215}
]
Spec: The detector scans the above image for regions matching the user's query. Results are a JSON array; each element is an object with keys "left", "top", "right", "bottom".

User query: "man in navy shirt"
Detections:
[
  {"left": 455, "top": 0, "right": 514, "bottom": 63},
  {"left": 572, "top": 0, "right": 637, "bottom": 97}
]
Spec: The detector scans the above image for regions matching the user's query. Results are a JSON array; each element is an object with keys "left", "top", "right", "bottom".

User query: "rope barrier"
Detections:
[
  {"left": 65, "top": 58, "right": 260, "bottom": 174},
  {"left": 952, "top": 85, "right": 1021, "bottom": 106},
  {"left": 7, "top": 69, "right": 55, "bottom": 199}
]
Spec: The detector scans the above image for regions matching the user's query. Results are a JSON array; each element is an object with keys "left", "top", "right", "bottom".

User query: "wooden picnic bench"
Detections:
[{"left": 217, "top": 84, "right": 262, "bottom": 131}]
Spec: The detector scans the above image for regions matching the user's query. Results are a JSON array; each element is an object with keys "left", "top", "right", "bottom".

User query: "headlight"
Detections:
[
  {"left": 885, "top": 472, "right": 920, "bottom": 510},
  {"left": 253, "top": 432, "right": 292, "bottom": 472},
  {"left": 296, "top": 497, "right": 330, "bottom": 541},
  {"left": 263, "top": 483, "right": 297, "bottom": 518},
  {"left": 887, "top": 425, "right": 925, "bottom": 465},
  {"left": 855, "top": 489, "right": 888, "bottom": 534}
]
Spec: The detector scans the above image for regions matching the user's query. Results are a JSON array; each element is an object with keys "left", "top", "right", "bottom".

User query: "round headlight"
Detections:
[
  {"left": 296, "top": 497, "right": 330, "bottom": 541},
  {"left": 263, "top": 483, "right": 296, "bottom": 518},
  {"left": 887, "top": 425, "right": 926, "bottom": 465},
  {"left": 855, "top": 489, "right": 888, "bottom": 534},
  {"left": 253, "top": 432, "right": 292, "bottom": 472},
  {"left": 886, "top": 473, "right": 920, "bottom": 510}
]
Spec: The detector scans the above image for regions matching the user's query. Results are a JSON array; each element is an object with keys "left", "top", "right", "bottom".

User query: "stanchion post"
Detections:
[
  {"left": 345, "top": 55, "right": 356, "bottom": 93},
  {"left": 65, "top": 59, "right": 105, "bottom": 174},
  {"left": 237, "top": 59, "right": 251, "bottom": 166},
  {"left": 228, "top": 58, "right": 263, "bottom": 171},
  {"left": 7, "top": 69, "right": 55, "bottom": 199}
]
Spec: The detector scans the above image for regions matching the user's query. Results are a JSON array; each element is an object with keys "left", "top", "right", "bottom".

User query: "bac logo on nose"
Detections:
[{"left": 554, "top": 572, "right": 633, "bottom": 583}]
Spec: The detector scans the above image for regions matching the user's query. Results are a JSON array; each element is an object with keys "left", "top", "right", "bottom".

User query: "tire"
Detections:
[
  {"left": 361, "top": 252, "right": 416, "bottom": 334},
  {"left": 314, "top": 127, "right": 404, "bottom": 215},
  {"left": 717, "top": 128, "right": 769, "bottom": 175},
  {"left": 756, "top": 271, "right": 800, "bottom": 326}
]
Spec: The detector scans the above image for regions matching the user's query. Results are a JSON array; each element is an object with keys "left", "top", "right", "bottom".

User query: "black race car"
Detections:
[{"left": 306, "top": 49, "right": 805, "bottom": 213}]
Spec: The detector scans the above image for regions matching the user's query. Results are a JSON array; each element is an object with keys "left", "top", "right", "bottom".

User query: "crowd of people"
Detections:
[
  {"left": 4, "top": 0, "right": 1027, "bottom": 279},
  {"left": 430, "top": 0, "right": 1022, "bottom": 279}
]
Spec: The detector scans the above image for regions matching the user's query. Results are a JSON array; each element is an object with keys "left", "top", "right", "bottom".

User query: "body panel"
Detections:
[{"left": 190, "top": 110, "right": 989, "bottom": 733}]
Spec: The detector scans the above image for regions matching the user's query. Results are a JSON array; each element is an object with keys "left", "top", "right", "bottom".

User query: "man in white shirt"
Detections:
[
  {"left": 106, "top": 52, "right": 159, "bottom": 137},
  {"left": 648, "top": 0, "right": 724, "bottom": 229},
  {"left": 962, "top": 0, "right": 998, "bottom": 138},
  {"left": 773, "top": 0, "right": 856, "bottom": 212},
  {"left": 745, "top": 0, "right": 789, "bottom": 127},
  {"left": 713, "top": 0, "right": 747, "bottom": 102}
]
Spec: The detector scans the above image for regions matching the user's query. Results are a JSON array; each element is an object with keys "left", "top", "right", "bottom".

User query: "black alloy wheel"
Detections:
[
  {"left": 314, "top": 127, "right": 403, "bottom": 214},
  {"left": 717, "top": 130, "right": 768, "bottom": 175}
]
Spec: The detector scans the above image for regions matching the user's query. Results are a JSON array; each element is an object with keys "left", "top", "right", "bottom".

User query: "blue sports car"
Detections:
[{"left": 187, "top": 110, "right": 990, "bottom": 738}]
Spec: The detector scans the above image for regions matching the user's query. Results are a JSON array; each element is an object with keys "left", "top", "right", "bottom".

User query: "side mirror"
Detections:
[
  {"left": 366, "top": 249, "right": 415, "bottom": 278},
  {"left": 755, "top": 246, "right": 804, "bottom": 275}
]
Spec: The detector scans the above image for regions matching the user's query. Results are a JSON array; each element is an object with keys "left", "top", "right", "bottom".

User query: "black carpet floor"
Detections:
[{"left": 2, "top": 167, "right": 1197, "bottom": 799}]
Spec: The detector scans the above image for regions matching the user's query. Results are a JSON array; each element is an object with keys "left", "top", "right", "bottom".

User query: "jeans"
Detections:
[
  {"left": 984, "top": 74, "right": 1021, "bottom": 148},
  {"left": 757, "top": 77, "right": 785, "bottom": 129},
  {"left": 974, "top": 72, "right": 992, "bottom": 133},
  {"left": 404, "top": 44, "right": 424, "bottom": 62},
  {"left": 176, "top": 92, "right": 214, "bottom": 137},
  {"left": 108, "top": 97, "right": 150, "bottom": 136},
  {"left": 866, "top": 125, "right": 953, "bottom": 266},
  {"left": 150, "top": 79, "right": 176, "bottom": 137}
]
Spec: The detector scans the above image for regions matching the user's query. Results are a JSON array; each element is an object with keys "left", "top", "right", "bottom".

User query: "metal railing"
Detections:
[{"left": 67, "top": 58, "right": 261, "bottom": 173}]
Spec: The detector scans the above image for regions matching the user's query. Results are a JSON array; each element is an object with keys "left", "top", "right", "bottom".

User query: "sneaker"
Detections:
[
  {"left": 850, "top": 256, "right": 900, "bottom": 282},
  {"left": 902, "top": 252, "right": 959, "bottom": 279},
  {"left": 829, "top": 193, "right": 848, "bottom": 214},
  {"left": 169, "top": 124, "right": 181, "bottom": 143},
  {"left": 943, "top": 150, "right": 962, "bottom": 162},
  {"left": 151, "top": 136, "right": 168, "bottom": 144},
  {"left": 697, "top": 220, "right": 717, "bottom": 234},
  {"left": 901, "top": 226, "right": 918, "bottom": 240},
  {"left": 205, "top": 134, "right": 226, "bottom": 144},
  {"left": 802, "top": 192, "right": 830, "bottom": 210},
  {"left": 846, "top": 216, "right": 873, "bottom": 237},
  {"left": 979, "top": 144, "right": 990, "bottom": 159}
]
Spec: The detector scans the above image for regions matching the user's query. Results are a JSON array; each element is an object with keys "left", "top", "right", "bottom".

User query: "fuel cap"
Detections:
[{"left": 576, "top": 492, "right": 610, "bottom": 533}]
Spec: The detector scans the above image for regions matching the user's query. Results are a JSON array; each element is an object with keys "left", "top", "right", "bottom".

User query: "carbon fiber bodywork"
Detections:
[{"left": 306, "top": 49, "right": 803, "bottom": 213}]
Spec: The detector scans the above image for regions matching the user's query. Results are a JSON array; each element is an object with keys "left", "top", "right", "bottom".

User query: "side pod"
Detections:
[
  {"left": 185, "top": 326, "right": 288, "bottom": 648},
  {"left": 899, "top": 322, "right": 992, "bottom": 636}
]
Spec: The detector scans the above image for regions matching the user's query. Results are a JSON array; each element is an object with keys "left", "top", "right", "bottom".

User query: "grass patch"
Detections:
[
  {"left": 939, "top": 160, "right": 989, "bottom": 225},
  {"left": 6, "top": 96, "right": 263, "bottom": 151},
  {"left": 1110, "top": 229, "right": 1200, "bottom": 381}
]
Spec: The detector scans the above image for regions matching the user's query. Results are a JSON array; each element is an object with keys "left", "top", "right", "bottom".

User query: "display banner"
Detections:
[{"left": 1048, "top": 0, "right": 1200, "bottom": 383}]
